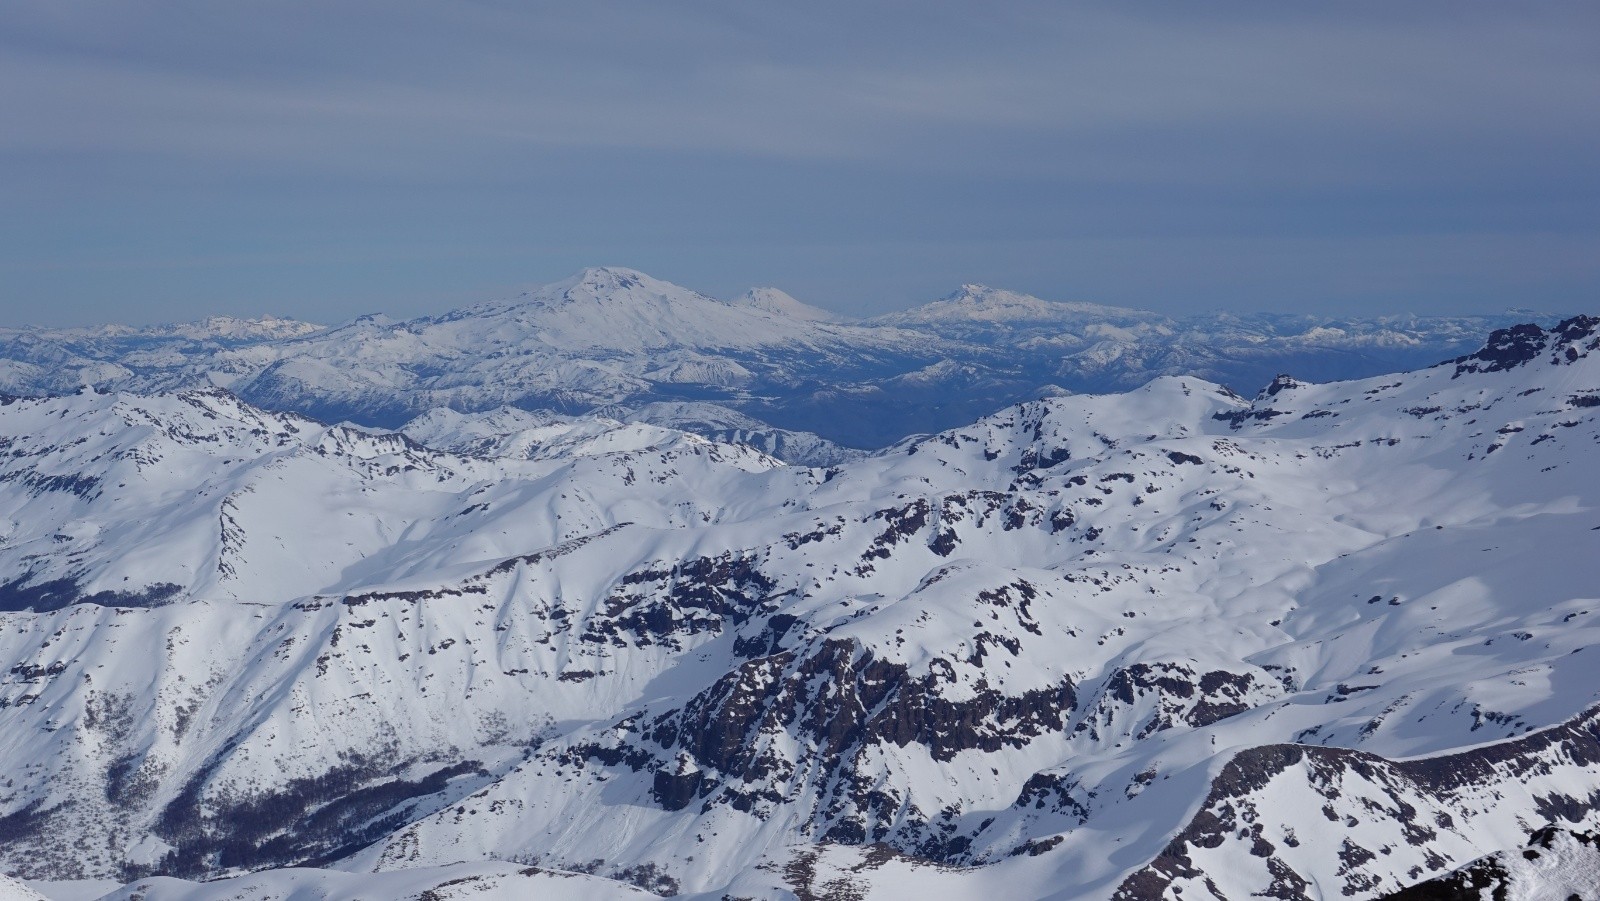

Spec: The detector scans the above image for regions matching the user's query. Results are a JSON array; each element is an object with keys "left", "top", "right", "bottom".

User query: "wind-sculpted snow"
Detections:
[
  {"left": 0, "top": 268, "right": 1556, "bottom": 450},
  {"left": 0, "top": 318, "right": 1598, "bottom": 898}
]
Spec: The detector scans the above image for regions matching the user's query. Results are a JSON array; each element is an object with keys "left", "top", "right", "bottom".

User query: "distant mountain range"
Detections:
[{"left": 0, "top": 268, "right": 1558, "bottom": 450}]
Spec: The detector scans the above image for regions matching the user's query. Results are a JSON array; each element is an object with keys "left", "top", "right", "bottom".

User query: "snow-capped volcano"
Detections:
[
  {"left": 477, "top": 267, "right": 840, "bottom": 352},
  {"left": 201, "top": 267, "right": 958, "bottom": 437},
  {"left": 0, "top": 317, "right": 1598, "bottom": 899},
  {"left": 725, "top": 286, "right": 842, "bottom": 322},
  {"left": 871, "top": 283, "right": 1168, "bottom": 330}
]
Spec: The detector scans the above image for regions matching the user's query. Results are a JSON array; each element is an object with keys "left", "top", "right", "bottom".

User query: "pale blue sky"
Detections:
[{"left": 1, "top": 2, "right": 1596, "bottom": 326}]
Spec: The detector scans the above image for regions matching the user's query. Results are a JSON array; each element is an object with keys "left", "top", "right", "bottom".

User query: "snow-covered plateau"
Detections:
[{"left": 0, "top": 311, "right": 1598, "bottom": 899}]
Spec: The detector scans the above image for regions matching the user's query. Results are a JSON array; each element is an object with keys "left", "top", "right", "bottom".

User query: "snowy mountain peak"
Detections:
[
  {"left": 872, "top": 283, "right": 1165, "bottom": 330},
  {"left": 487, "top": 267, "right": 844, "bottom": 346},
  {"left": 726, "top": 286, "right": 841, "bottom": 322},
  {"left": 525, "top": 266, "right": 697, "bottom": 306},
  {"left": 1256, "top": 373, "right": 1307, "bottom": 399},
  {"left": 947, "top": 283, "right": 1152, "bottom": 318},
  {"left": 563, "top": 265, "right": 653, "bottom": 291}
]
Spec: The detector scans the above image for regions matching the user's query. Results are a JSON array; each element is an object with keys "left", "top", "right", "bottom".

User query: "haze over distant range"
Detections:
[
  {"left": 2, "top": 2, "right": 1597, "bottom": 326},
  {"left": 0, "top": 266, "right": 1565, "bottom": 450}
]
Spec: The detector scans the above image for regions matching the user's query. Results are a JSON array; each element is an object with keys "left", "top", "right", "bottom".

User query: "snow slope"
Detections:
[
  {"left": 1380, "top": 828, "right": 1600, "bottom": 900},
  {"left": 0, "top": 876, "right": 44, "bottom": 901},
  {"left": 0, "top": 317, "right": 1597, "bottom": 898},
  {"left": 616, "top": 401, "right": 866, "bottom": 467},
  {"left": 95, "top": 862, "right": 658, "bottom": 901},
  {"left": 868, "top": 284, "right": 1169, "bottom": 335},
  {"left": 726, "top": 287, "right": 842, "bottom": 322}
]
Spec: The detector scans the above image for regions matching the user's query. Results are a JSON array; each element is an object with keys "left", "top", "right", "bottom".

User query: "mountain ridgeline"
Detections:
[
  {"left": 0, "top": 268, "right": 1552, "bottom": 451},
  {"left": 0, "top": 311, "right": 1596, "bottom": 898}
]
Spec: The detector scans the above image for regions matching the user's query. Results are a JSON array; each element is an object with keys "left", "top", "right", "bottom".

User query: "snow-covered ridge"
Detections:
[
  {"left": 396, "top": 402, "right": 865, "bottom": 468},
  {"left": 725, "top": 286, "right": 842, "bottom": 322},
  {"left": 0, "top": 317, "right": 1598, "bottom": 899},
  {"left": 869, "top": 283, "right": 1166, "bottom": 329},
  {"left": 1, "top": 314, "right": 323, "bottom": 343}
]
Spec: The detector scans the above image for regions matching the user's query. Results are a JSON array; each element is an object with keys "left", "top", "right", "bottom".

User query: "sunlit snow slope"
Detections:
[{"left": 0, "top": 318, "right": 1598, "bottom": 900}]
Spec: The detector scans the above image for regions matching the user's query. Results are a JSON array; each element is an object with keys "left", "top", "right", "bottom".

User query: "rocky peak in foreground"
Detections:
[{"left": 1449, "top": 313, "right": 1600, "bottom": 376}]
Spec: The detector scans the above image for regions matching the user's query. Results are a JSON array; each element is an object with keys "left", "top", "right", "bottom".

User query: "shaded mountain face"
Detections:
[
  {"left": 0, "top": 317, "right": 1598, "bottom": 899},
  {"left": 0, "top": 268, "right": 1553, "bottom": 449}
]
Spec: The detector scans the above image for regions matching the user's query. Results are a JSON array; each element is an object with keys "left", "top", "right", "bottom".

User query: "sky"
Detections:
[{"left": 1, "top": 1, "right": 1597, "bottom": 327}]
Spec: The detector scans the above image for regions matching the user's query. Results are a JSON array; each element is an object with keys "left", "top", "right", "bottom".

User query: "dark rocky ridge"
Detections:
[
  {"left": 1115, "top": 704, "right": 1600, "bottom": 900},
  {"left": 1450, "top": 315, "right": 1600, "bottom": 378},
  {"left": 1378, "top": 827, "right": 1600, "bottom": 901}
]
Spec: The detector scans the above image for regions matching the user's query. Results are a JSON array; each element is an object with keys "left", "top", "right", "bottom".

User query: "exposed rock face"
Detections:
[
  {"left": 1073, "top": 662, "right": 1280, "bottom": 742},
  {"left": 643, "top": 638, "right": 1077, "bottom": 831},
  {"left": 1116, "top": 707, "right": 1600, "bottom": 900},
  {"left": 1450, "top": 314, "right": 1600, "bottom": 376},
  {"left": 1379, "top": 827, "right": 1600, "bottom": 901}
]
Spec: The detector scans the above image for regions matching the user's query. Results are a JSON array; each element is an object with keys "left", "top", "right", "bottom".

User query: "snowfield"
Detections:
[{"left": 0, "top": 316, "right": 1597, "bottom": 899}]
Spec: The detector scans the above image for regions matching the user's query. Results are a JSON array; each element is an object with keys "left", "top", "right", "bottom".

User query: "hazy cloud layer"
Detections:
[{"left": 1, "top": 2, "right": 1596, "bottom": 325}]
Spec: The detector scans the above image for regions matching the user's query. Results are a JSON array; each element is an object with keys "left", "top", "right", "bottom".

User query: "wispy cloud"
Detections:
[{"left": 0, "top": 1, "right": 1595, "bottom": 324}]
